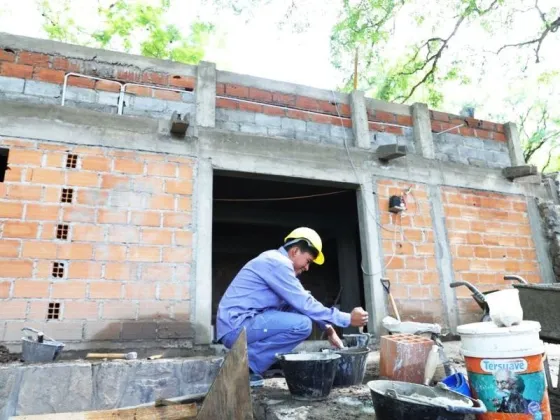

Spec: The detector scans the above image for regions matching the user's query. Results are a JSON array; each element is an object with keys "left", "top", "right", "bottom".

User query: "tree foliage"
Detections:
[
  {"left": 331, "top": 0, "right": 560, "bottom": 171},
  {"left": 38, "top": 0, "right": 214, "bottom": 64}
]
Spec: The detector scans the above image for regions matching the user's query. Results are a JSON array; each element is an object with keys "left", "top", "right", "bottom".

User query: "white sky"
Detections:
[{"left": 0, "top": 0, "right": 345, "bottom": 90}]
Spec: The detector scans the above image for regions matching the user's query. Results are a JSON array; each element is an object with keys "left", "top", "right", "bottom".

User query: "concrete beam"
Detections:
[
  {"left": 428, "top": 185, "right": 459, "bottom": 332},
  {"left": 504, "top": 122, "right": 526, "bottom": 166},
  {"left": 412, "top": 103, "right": 435, "bottom": 159},
  {"left": 193, "top": 159, "right": 214, "bottom": 344},
  {"left": 195, "top": 61, "right": 217, "bottom": 129},
  {"left": 356, "top": 179, "right": 386, "bottom": 336},
  {"left": 526, "top": 197, "right": 556, "bottom": 284},
  {"left": 350, "top": 91, "right": 370, "bottom": 149}
]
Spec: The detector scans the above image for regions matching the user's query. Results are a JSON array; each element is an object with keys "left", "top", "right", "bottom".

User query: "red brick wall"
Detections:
[
  {"left": 377, "top": 180, "right": 443, "bottom": 324},
  {"left": 376, "top": 181, "right": 540, "bottom": 327},
  {"left": 442, "top": 187, "right": 540, "bottom": 323},
  {"left": 430, "top": 110, "right": 506, "bottom": 142},
  {"left": 0, "top": 49, "right": 195, "bottom": 101},
  {"left": 0, "top": 137, "right": 195, "bottom": 342}
]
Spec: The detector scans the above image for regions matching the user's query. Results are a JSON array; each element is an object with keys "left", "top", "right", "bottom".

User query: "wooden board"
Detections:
[
  {"left": 10, "top": 403, "right": 197, "bottom": 420},
  {"left": 196, "top": 328, "right": 253, "bottom": 420}
]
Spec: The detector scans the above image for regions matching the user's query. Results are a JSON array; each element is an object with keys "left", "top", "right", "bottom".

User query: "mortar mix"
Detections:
[{"left": 457, "top": 320, "right": 551, "bottom": 419}]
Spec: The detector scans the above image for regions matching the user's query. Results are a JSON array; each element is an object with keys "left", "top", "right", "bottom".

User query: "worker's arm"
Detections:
[{"left": 262, "top": 259, "right": 351, "bottom": 328}]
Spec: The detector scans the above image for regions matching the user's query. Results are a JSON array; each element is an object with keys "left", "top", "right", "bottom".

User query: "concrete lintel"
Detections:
[
  {"left": 195, "top": 61, "right": 216, "bottom": 128},
  {"left": 356, "top": 178, "right": 386, "bottom": 336},
  {"left": 526, "top": 197, "right": 556, "bottom": 284},
  {"left": 412, "top": 103, "right": 435, "bottom": 159},
  {"left": 0, "top": 32, "right": 197, "bottom": 77},
  {"left": 365, "top": 97, "right": 412, "bottom": 117},
  {"left": 216, "top": 70, "right": 350, "bottom": 104},
  {"left": 0, "top": 101, "right": 197, "bottom": 157},
  {"left": 428, "top": 185, "right": 459, "bottom": 332},
  {"left": 504, "top": 122, "right": 526, "bottom": 166},
  {"left": 350, "top": 90, "right": 370, "bottom": 149},
  {"left": 193, "top": 159, "right": 214, "bottom": 344}
]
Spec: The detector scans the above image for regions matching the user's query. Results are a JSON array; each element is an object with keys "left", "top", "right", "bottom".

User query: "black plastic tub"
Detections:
[
  {"left": 324, "top": 347, "right": 370, "bottom": 387},
  {"left": 513, "top": 283, "right": 560, "bottom": 342},
  {"left": 276, "top": 352, "right": 341, "bottom": 401},
  {"left": 367, "top": 380, "right": 487, "bottom": 420}
]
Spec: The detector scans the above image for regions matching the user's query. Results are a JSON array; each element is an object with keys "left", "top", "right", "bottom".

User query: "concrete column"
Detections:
[
  {"left": 337, "top": 230, "right": 361, "bottom": 335},
  {"left": 428, "top": 185, "right": 459, "bottom": 332},
  {"left": 356, "top": 178, "right": 387, "bottom": 336},
  {"left": 412, "top": 103, "right": 435, "bottom": 159},
  {"left": 526, "top": 196, "right": 555, "bottom": 284},
  {"left": 193, "top": 159, "right": 214, "bottom": 344},
  {"left": 504, "top": 122, "right": 526, "bottom": 166},
  {"left": 544, "top": 177, "right": 560, "bottom": 205},
  {"left": 195, "top": 62, "right": 216, "bottom": 129},
  {"left": 350, "top": 90, "right": 371, "bottom": 149}
]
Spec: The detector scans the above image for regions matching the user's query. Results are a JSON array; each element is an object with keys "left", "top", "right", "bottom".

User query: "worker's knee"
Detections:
[{"left": 294, "top": 315, "right": 312, "bottom": 337}]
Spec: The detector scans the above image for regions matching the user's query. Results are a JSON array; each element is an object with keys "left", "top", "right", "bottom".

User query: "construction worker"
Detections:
[{"left": 216, "top": 227, "right": 369, "bottom": 387}]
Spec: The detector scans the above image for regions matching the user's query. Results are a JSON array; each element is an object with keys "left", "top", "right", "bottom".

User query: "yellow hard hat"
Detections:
[{"left": 284, "top": 227, "right": 324, "bottom": 265}]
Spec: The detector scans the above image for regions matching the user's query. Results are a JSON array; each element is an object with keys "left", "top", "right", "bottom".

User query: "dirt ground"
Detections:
[{"left": 252, "top": 341, "right": 560, "bottom": 420}]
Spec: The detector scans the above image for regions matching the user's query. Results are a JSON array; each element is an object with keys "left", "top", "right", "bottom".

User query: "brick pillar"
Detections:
[
  {"left": 504, "top": 122, "right": 526, "bottom": 166},
  {"left": 412, "top": 103, "right": 435, "bottom": 159},
  {"left": 350, "top": 90, "right": 370, "bottom": 149},
  {"left": 195, "top": 62, "right": 216, "bottom": 129}
]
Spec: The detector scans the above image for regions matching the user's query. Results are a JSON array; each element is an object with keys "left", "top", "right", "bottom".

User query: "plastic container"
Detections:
[
  {"left": 441, "top": 372, "right": 472, "bottom": 398},
  {"left": 367, "top": 380, "right": 487, "bottom": 420},
  {"left": 21, "top": 327, "right": 65, "bottom": 363},
  {"left": 457, "top": 320, "right": 552, "bottom": 419},
  {"left": 485, "top": 288, "right": 523, "bottom": 327},
  {"left": 276, "top": 352, "right": 341, "bottom": 401},
  {"left": 327, "top": 347, "right": 370, "bottom": 387}
]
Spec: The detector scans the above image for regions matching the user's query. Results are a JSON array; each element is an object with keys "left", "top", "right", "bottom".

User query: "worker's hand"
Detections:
[
  {"left": 350, "top": 307, "right": 368, "bottom": 327},
  {"left": 325, "top": 325, "right": 344, "bottom": 349}
]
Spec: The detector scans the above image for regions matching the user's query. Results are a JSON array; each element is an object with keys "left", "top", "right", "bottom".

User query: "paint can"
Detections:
[{"left": 457, "top": 320, "right": 551, "bottom": 419}]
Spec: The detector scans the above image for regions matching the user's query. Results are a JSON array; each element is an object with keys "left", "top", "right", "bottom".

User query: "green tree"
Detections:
[
  {"left": 38, "top": 0, "right": 214, "bottom": 64},
  {"left": 330, "top": 0, "right": 560, "bottom": 171}
]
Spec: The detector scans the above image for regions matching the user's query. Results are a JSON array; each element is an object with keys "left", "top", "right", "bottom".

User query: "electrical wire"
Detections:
[{"left": 213, "top": 190, "right": 349, "bottom": 202}]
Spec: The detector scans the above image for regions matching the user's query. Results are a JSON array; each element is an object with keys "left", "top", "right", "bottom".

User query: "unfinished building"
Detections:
[{"left": 0, "top": 31, "right": 556, "bottom": 358}]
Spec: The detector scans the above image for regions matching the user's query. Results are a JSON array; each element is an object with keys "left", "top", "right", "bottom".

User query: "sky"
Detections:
[{"left": 0, "top": 0, "right": 345, "bottom": 90}]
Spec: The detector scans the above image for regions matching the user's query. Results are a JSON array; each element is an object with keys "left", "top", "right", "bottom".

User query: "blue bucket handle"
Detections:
[{"left": 21, "top": 327, "right": 56, "bottom": 343}]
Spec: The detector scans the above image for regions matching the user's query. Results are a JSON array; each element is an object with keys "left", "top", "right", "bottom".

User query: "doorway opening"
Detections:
[{"left": 211, "top": 171, "right": 365, "bottom": 340}]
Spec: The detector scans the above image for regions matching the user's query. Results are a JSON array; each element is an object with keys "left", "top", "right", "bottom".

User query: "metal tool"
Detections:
[
  {"left": 86, "top": 352, "right": 137, "bottom": 360},
  {"left": 381, "top": 278, "right": 401, "bottom": 321}
]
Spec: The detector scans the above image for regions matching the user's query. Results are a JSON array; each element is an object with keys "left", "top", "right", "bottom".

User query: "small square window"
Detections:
[
  {"left": 66, "top": 154, "right": 78, "bottom": 169},
  {"left": 56, "top": 224, "right": 69, "bottom": 240},
  {"left": 61, "top": 188, "right": 74, "bottom": 203},
  {"left": 52, "top": 262, "right": 65, "bottom": 278},
  {"left": 47, "top": 302, "right": 61, "bottom": 320}
]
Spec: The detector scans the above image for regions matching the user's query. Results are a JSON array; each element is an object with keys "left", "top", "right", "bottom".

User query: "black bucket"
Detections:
[
  {"left": 367, "top": 380, "right": 487, "bottom": 420},
  {"left": 324, "top": 347, "right": 370, "bottom": 387},
  {"left": 276, "top": 352, "right": 341, "bottom": 401}
]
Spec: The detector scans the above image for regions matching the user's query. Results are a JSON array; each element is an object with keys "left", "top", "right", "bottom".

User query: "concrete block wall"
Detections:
[
  {"left": 431, "top": 111, "right": 510, "bottom": 169},
  {"left": 0, "top": 137, "right": 195, "bottom": 344},
  {"left": 215, "top": 82, "right": 354, "bottom": 146},
  {"left": 0, "top": 47, "right": 197, "bottom": 125}
]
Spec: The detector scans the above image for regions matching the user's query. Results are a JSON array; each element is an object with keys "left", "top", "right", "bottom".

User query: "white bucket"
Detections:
[
  {"left": 485, "top": 288, "right": 523, "bottom": 327},
  {"left": 457, "top": 321, "right": 551, "bottom": 418}
]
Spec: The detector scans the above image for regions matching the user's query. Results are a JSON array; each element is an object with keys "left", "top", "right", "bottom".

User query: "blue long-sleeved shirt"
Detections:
[{"left": 216, "top": 247, "right": 351, "bottom": 341}]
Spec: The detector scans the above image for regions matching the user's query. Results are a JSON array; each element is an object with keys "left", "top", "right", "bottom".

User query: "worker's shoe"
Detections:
[{"left": 249, "top": 370, "right": 264, "bottom": 388}]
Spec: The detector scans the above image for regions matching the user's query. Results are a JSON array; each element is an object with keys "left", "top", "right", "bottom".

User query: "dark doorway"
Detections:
[{"left": 212, "top": 171, "right": 364, "bottom": 339}]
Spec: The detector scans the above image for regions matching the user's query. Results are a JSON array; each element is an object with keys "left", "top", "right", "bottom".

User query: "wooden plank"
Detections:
[
  {"left": 196, "top": 328, "right": 253, "bottom": 420},
  {"left": 10, "top": 403, "right": 197, "bottom": 420}
]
